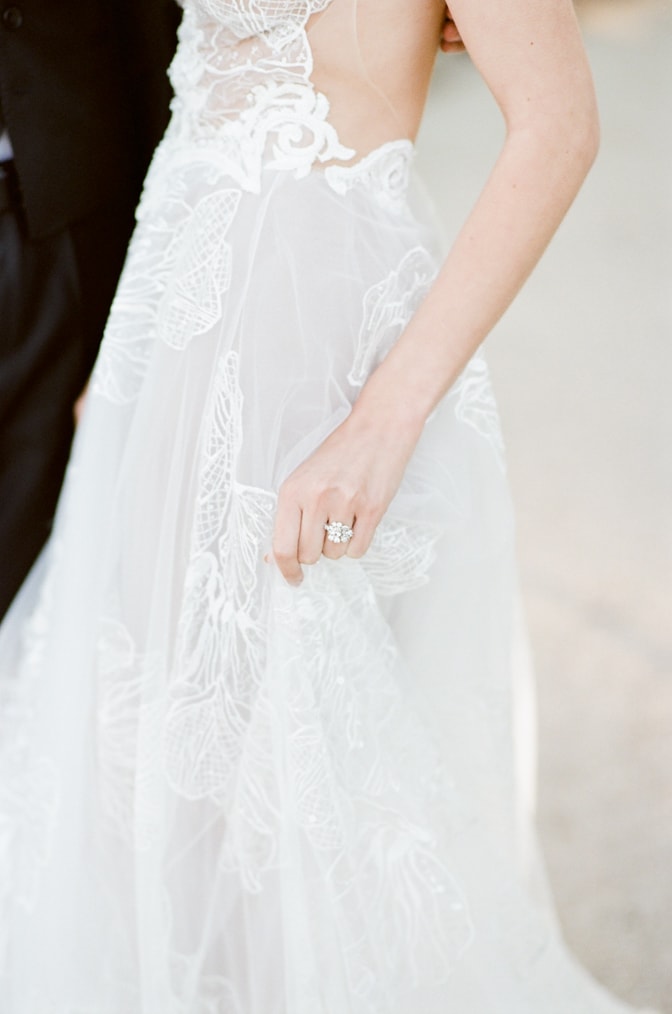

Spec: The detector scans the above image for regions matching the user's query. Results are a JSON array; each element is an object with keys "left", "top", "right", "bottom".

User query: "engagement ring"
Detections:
[{"left": 323, "top": 521, "right": 354, "bottom": 544}]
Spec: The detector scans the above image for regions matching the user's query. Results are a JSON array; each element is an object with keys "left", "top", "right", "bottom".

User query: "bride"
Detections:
[{"left": 0, "top": 1, "right": 655, "bottom": 1011}]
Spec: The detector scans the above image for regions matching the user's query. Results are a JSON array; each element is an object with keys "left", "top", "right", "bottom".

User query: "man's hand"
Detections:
[{"left": 441, "top": 6, "right": 465, "bottom": 53}]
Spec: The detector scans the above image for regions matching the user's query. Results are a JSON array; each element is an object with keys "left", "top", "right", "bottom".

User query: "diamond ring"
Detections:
[{"left": 323, "top": 520, "right": 354, "bottom": 544}]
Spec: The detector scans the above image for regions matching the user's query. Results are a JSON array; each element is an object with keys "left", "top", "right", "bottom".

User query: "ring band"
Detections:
[{"left": 323, "top": 520, "right": 354, "bottom": 544}]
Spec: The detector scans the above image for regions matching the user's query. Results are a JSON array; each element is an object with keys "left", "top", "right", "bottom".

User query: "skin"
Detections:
[
  {"left": 441, "top": 6, "right": 466, "bottom": 53},
  {"left": 309, "top": 0, "right": 458, "bottom": 156},
  {"left": 271, "top": 0, "right": 600, "bottom": 585}
]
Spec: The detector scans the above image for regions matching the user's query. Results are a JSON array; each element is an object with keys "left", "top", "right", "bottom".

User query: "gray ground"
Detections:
[{"left": 416, "top": 1, "right": 672, "bottom": 1010}]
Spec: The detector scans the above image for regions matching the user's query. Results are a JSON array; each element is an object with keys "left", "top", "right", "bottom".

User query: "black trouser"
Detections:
[{"left": 0, "top": 161, "right": 135, "bottom": 619}]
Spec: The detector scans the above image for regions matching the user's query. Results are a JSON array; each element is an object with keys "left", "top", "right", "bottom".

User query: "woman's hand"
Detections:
[
  {"left": 440, "top": 6, "right": 465, "bottom": 53},
  {"left": 74, "top": 381, "right": 89, "bottom": 425},
  {"left": 271, "top": 401, "right": 424, "bottom": 586}
]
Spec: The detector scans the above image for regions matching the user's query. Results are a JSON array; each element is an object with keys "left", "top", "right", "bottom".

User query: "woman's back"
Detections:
[
  {"left": 308, "top": 0, "right": 445, "bottom": 157},
  {"left": 170, "top": 0, "right": 445, "bottom": 176}
]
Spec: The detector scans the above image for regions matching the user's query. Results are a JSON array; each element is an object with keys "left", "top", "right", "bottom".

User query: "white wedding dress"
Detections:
[{"left": 0, "top": 2, "right": 655, "bottom": 1013}]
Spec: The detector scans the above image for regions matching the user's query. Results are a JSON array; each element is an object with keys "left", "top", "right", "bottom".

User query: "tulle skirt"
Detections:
[{"left": 0, "top": 137, "right": 643, "bottom": 1012}]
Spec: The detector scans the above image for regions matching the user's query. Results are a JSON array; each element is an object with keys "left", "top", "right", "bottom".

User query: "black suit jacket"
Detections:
[{"left": 0, "top": 0, "right": 179, "bottom": 239}]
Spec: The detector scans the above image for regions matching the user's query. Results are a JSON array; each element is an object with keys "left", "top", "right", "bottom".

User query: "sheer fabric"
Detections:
[{"left": 0, "top": 2, "right": 655, "bottom": 1012}]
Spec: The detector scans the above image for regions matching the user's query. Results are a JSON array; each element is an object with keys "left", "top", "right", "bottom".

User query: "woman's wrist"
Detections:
[{"left": 349, "top": 368, "right": 431, "bottom": 446}]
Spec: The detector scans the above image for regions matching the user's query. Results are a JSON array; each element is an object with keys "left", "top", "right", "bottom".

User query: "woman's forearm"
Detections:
[
  {"left": 354, "top": 113, "right": 599, "bottom": 432},
  {"left": 352, "top": 0, "right": 600, "bottom": 433}
]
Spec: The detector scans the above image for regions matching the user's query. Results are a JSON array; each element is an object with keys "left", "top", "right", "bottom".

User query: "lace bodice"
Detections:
[
  {"left": 197, "top": 0, "right": 333, "bottom": 40},
  {"left": 166, "top": 0, "right": 410, "bottom": 194}
]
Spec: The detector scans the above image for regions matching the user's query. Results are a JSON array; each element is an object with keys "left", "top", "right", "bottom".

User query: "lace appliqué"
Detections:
[
  {"left": 169, "top": 952, "right": 245, "bottom": 1014},
  {"left": 0, "top": 549, "right": 61, "bottom": 974},
  {"left": 362, "top": 517, "right": 443, "bottom": 596},
  {"left": 91, "top": 224, "right": 164, "bottom": 405},
  {"left": 168, "top": 2, "right": 354, "bottom": 193},
  {"left": 199, "top": 0, "right": 332, "bottom": 44},
  {"left": 164, "top": 351, "right": 276, "bottom": 808},
  {"left": 96, "top": 620, "right": 164, "bottom": 850},
  {"left": 349, "top": 246, "right": 437, "bottom": 387},
  {"left": 267, "top": 569, "right": 474, "bottom": 995},
  {"left": 93, "top": 165, "right": 243, "bottom": 403},
  {"left": 452, "top": 353, "right": 506, "bottom": 472},
  {"left": 158, "top": 188, "right": 241, "bottom": 350},
  {"left": 325, "top": 139, "right": 414, "bottom": 211}
]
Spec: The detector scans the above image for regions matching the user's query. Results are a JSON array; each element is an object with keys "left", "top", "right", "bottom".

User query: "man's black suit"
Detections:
[{"left": 0, "top": 0, "right": 179, "bottom": 618}]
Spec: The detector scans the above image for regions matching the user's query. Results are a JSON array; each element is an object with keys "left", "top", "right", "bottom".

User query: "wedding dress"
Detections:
[{"left": 0, "top": 2, "right": 654, "bottom": 1012}]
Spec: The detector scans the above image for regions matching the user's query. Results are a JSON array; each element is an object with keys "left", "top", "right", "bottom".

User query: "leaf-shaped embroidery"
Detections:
[
  {"left": 349, "top": 247, "right": 437, "bottom": 387},
  {"left": 452, "top": 354, "right": 506, "bottom": 472}
]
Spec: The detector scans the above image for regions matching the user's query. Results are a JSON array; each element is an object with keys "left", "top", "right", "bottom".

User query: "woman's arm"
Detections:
[
  {"left": 360, "top": 0, "right": 599, "bottom": 427},
  {"left": 271, "top": 0, "right": 599, "bottom": 585}
]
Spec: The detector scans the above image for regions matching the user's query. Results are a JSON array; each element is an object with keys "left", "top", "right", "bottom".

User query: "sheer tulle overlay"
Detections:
[{"left": 0, "top": 2, "right": 653, "bottom": 1012}]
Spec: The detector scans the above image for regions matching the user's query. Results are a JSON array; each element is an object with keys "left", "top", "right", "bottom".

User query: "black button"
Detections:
[{"left": 2, "top": 7, "right": 23, "bottom": 29}]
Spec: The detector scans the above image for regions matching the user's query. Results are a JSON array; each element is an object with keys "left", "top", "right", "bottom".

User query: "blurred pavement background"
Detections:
[{"left": 416, "top": 1, "right": 672, "bottom": 1010}]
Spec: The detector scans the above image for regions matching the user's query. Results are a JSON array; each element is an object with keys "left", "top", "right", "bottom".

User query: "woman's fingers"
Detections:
[
  {"left": 273, "top": 488, "right": 379, "bottom": 584},
  {"left": 345, "top": 509, "right": 377, "bottom": 560},
  {"left": 297, "top": 507, "right": 327, "bottom": 566},
  {"left": 272, "top": 498, "right": 303, "bottom": 585},
  {"left": 271, "top": 420, "right": 397, "bottom": 583}
]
